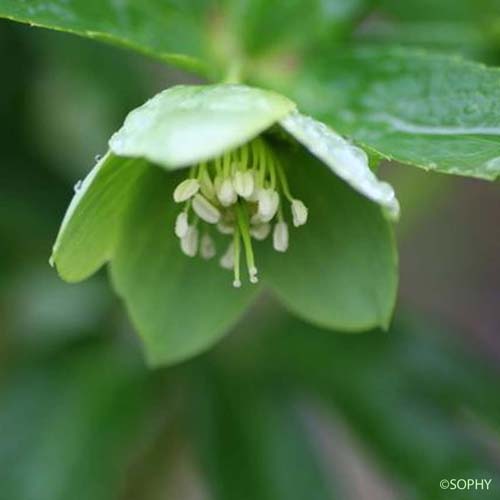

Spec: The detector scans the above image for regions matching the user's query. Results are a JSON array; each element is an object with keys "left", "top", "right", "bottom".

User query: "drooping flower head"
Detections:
[{"left": 51, "top": 84, "right": 399, "bottom": 365}]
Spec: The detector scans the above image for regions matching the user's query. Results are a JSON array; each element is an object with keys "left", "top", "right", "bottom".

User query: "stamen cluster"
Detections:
[{"left": 172, "top": 137, "right": 308, "bottom": 287}]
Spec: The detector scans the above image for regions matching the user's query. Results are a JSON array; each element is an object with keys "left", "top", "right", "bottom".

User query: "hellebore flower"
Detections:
[{"left": 51, "top": 84, "right": 399, "bottom": 366}]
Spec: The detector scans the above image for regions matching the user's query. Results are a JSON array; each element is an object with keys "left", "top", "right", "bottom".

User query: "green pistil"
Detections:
[
  {"left": 236, "top": 202, "right": 258, "bottom": 283},
  {"left": 233, "top": 225, "right": 241, "bottom": 288}
]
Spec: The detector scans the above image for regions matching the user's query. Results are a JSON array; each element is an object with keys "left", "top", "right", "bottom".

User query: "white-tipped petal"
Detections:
[
  {"left": 257, "top": 189, "right": 279, "bottom": 222},
  {"left": 180, "top": 226, "right": 199, "bottom": 257},
  {"left": 173, "top": 178, "right": 199, "bottom": 203},
  {"left": 200, "top": 233, "right": 216, "bottom": 260},
  {"left": 291, "top": 199, "right": 308, "bottom": 227},
  {"left": 273, "top": 222, "right": 289, "bottom": 252},
  {"left": 216, "top": 177, "right": 237, "bottom": 207},
  {"left": 192, "top": 194, "right": 221, "bottom": 224},
  {"left": 175, "top": 212, "right": 189, "bottom": 238},
  {"left": 233, "top": 171, "right": 254, "bottom": 199},
  {"left": 219, "top": 242, "right": 235, "bottom": 270},
  {"left": 250, "top": 222, "right": 271, "bottom": 241}
]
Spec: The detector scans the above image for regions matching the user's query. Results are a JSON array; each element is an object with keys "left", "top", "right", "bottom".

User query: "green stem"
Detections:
[{"left": 223, "top": 60, "right": 243, "bottom": 84}]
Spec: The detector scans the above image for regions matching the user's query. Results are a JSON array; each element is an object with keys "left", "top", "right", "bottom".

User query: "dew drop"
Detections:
[
  {"left": 94, "top": 154, "right": 102, "bottom": 162},
  {"left": 73, "top": 180, "right": 83, "bottom": 193},
  {"left": 485, "top": 156, "right": 500, "bottom": 173}
]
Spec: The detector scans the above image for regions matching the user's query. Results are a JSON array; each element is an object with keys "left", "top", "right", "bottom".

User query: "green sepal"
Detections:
[
  {"left": 109, "top": 84, "right": 296, "bottom": 169},
  {"left": 109, "top": 166, "right": 260, "bottom": 366},
  {"left": 260, "top": 148, "right": 398, "bottom": 331},
  {"left": 280, "top": 110, "right": 400, "bottom": 219},
  {"left": 51, "top": 153, "right": 149, "bottom": 282}
]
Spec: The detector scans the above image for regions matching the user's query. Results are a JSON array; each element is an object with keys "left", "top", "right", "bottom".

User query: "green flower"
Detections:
[{"left": 51, "top": 84, "right": 399, "bottom": 366}]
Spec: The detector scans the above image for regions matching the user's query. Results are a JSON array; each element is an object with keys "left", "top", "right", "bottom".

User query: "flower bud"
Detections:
[
  {"left": 180, "top": 226, "right": 199, "bottom": 257},
  {"left": 192, "top": 194, "right": 221, "bottom": 224},
  {"left": 175, "top": 212, "right": 189, "bottom": 238},
  {"left": 233, "top": 171, "right": 254, "bottom": 199},
  {"left": 273, "top": 222, "right": 289, "bottom": 252},
  {"left": 291, "top": 199, "right": 308, "bottom": 227},
  {"left": 257, "top": 189, "right": 279, "bottom": 222},
  {"left": 173, "top": 178, "right": 199, "bottom": 203}
]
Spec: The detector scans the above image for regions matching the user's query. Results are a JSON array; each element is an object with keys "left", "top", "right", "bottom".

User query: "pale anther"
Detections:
[
  {"left": 217, "top": 220, "right": 235, "bottom": 235},
  {"left": 250, "top": 223, "right": 271, "bottom": 241},
  {"left": 175, "top": 212, "right": 189, "bottom": 238},
  {"left": 173, "top": 178, "right": 199, "bottom": 203},
  {"left": 257, "top": 189, "right": 280, "bottom": 222},
  {"left": 180, "top": 226, "right": 199, "bottom": 257},
  {"left": 200, "top": 233, "right": 216, "bottom": 260},
  {"left": 219, "top": 242, "right": 235, "bottom": 270},
  {"left": 216, "top": 177, "right": 237, "bottom": 206},
  {"left": 273, "top": 222, "right": 289, "bottom": 252},
  {"left": 233, "top": 171, "right": 254, "bottom": 199},
  {"left": 192, "top": 194, "right": 221, "bottom": 224},
  {"left": 291, "top": 199, "right": 308, "bottom": 227}
]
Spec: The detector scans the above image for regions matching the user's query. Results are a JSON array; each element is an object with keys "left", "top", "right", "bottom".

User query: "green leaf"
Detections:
[
  {"left": 51, "top": 153, "right": 148, "bottom": 282},
  {"left": 356, "top": 0, "right": 500, "bottom": 50},
  {"left": 0, "top": 341, "right": 153, "bottom": 500},
  {"left": 190, "top": 365, "right": 333, "bottom": 500},
  {"left": 280, "top": 110, "right": 400, "bottom": 219},
  {"left": 109, "top": 84, "right": 295, "bottom": 169},
  {"left": 225, "top": 0, "right": 368, "bottom": 57},
  {"left": 261, "top": 149, "right": 398, "bottom": 331},
  {"left": 0, "top": 0, "right": 211, "bottom": 75},
  {"left": 109, "top": 166, "right": 259, "bottom": 366},
  {"left": 288, "top": 47, "right": 500, "bottom": 180},
  {"left": 0, "top": 0, "right": 371, "bottom": 78}
]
